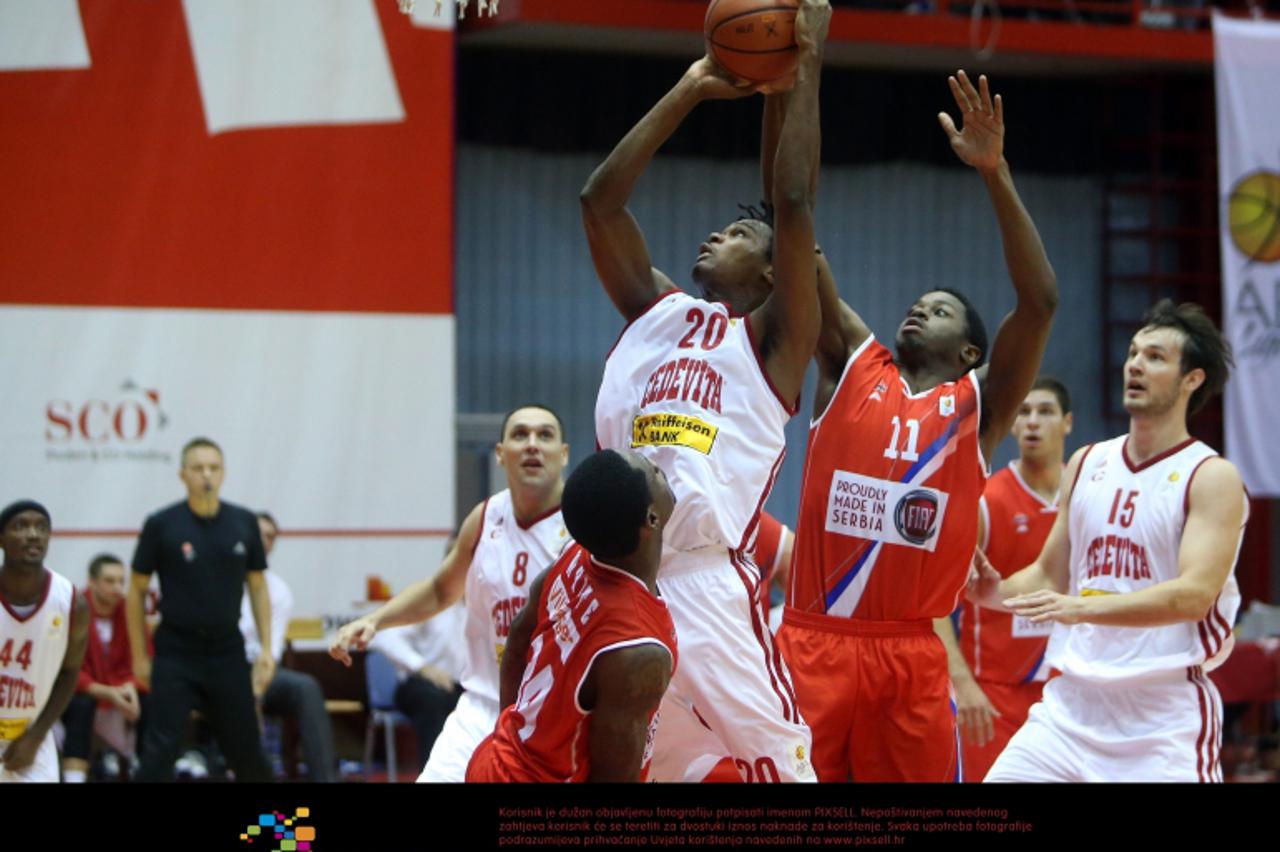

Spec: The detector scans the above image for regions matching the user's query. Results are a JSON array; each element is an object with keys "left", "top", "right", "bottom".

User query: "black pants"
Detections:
[
  {"left": 394, "top": 676, "right": 460, "bottom": 768},
  {"left": 61, "top": 692, "right": 148, "bottom": 761},
  {"left": 261, "top": 668, "right": 337, "bottom": 782},
  {"left": 135, "top": 650, "right": 271, "bottom": 782}
]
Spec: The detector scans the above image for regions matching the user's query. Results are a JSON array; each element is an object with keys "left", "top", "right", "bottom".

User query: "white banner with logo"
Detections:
[
  {"left": 1215, "top": 12, "right": 1280, "bottom": 497},
  {"left": 0, "top": 307, "right": 455, "bottom": 619}
]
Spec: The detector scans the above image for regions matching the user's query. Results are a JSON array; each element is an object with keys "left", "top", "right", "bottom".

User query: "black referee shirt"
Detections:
[{"left": 132, "top": 499, "right": 267, "bottom": 653}]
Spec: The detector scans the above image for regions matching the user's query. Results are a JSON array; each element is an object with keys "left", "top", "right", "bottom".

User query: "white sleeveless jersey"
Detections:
[
  {"left": 0, "top": 570, "right": 74, "bottom": 741},
  {"left": 1060, "top": 436, "right": 1245, "bottom": 682},
  {"left": 459, "top": 490, "right": 569, "bottom": 701},
  {"left": 595, "top": 290, "right": 793, "bottom": 556}
]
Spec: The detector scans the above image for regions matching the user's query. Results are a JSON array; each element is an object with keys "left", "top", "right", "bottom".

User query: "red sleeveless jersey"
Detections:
[
  {"left": 958, "top": 464, "right": 1058, "bottom": 684},
  {"left": 481, "top": 544, "right": 677, "bottom": 782},
  {"left": 789, "top": 337, "right": 987, "bottom": 621}
]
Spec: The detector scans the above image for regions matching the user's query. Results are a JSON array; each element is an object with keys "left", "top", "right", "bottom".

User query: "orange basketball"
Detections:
[{"left": 705, "top": 0, "right": 799, "bottom": 85}]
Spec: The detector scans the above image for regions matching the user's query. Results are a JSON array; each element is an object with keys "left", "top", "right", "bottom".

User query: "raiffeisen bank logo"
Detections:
[{"left": 239, "top": 808, "right": 317, "bottom": 851}]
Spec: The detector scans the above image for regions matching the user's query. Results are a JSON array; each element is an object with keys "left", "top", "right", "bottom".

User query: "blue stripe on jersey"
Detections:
[
  {"left": 823, "top": 414, "right": 962, "bottom": 612},
  {"left": 1020, "top": 650, "right": 1047, "bottom": 684},
  {"left": 950, "top": 698, "right": 962, "bottom": 783},
  {"left": 823, "top": 541, "right": 881, "bottom": 611},
  {"left": 903, "top": 417, "right": 960, "bottom": 482}
]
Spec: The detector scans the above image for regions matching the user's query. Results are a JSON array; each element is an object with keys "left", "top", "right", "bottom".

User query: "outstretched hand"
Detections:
[
  {"left": 938, "top": 70, "right": 1005, "bottom": 173},
  {"left": 795, "top": 0, "right": 832, "bottom": 52}
]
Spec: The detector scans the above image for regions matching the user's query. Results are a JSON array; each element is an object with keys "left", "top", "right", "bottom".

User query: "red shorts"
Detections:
[
  {"left": 961, "top": 679, "right": 1045, "bottom": 782},
  {"left": 778, "top": 608, "right": 958, "bottom": 782},
  {"left": 464, "top": 733, "right": 505, "bottom": 782}
]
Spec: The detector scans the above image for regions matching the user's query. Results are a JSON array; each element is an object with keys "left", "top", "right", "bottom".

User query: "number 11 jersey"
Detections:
[{"left": 789, "top": 336, "right": 988, "bottom": 621}]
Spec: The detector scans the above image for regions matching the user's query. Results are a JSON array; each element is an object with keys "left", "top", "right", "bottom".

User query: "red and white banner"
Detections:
[{"left": 0, "top": 1, "right": 457, "bottom": 617}]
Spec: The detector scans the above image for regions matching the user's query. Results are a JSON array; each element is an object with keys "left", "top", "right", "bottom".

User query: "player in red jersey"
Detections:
[
  {"left": 775, "top": 71, "right": 1059, "bottom": 781},
  {"left": 934, "top": 377, "right": 1073, "bottom": 781},
  {"left": 467, "top": 449, "right": 678, "bottom": 783}
]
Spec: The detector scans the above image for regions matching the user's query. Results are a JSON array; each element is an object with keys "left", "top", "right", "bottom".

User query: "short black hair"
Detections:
[
  {"left": 1031, "top": 376, "right": 1072, "bottom": 415},
  {"left": 181, "top": 436, "right": 222, "bottom": 465},
  {"left": 499, "top": 405, "right": 564, "bottom": 444},
  {"left": 561, "top": 450, "right": 652, "bottom": 560},
  {"left": 935, "top": 288, "right": 989, "bottom": 368},
  {"left": 1139, "top": 299, "right": 1234, "bottom": 416},
  {"left": 88, "top": 553, "right": 123, "bottom": 579},
  {"left": 737, "top": 200, "right": 775, "bottom": 260}
]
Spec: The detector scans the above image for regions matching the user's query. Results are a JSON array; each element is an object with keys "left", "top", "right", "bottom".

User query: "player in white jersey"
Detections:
[
  {"left": 968, "top": 300, "right": 1247, "bottom": 782},
  {"left": 0, "top": 500, "right": 88, "bottom": 783},
  {"left": 330, "top": 405, "right": 569, "bottom": 781},
  {"left": 581, "top": 2, "right": 832, "bottom": 782}
]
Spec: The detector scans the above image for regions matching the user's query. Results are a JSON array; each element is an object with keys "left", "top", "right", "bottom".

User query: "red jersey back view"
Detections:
[
  {"left": 780, "top": 337, "right": 987, "bottom": 781},
  {"left": 467, "top": 544, "right": 677, "bottom": 783}
]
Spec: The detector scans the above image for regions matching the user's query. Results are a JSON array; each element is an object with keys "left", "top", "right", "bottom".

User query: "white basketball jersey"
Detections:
[
  {"left": 0, "top": 570, "right": 74, "bottom": 742},
  {"left": 460, "top": 490, "right": 569, "bottom": 701},
  {"left": 1060, "top": 436, "right": 1245, "bottom": 682},
  {"left": 595, "top": 290, "right": 793, "bottom": 556}
]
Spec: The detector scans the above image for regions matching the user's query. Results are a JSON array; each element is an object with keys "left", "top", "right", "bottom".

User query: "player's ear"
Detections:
[
  {"left": 647, "top": 505, "right": 660, "bottom": 530},
  {"left": 1182, "top": 367, "right": 1206, "bottom": 396},
  {"left": 960, "top": 343, "right": 981, "bottom": 369},
  {"left": 1063, "top": 412, "right": 1074, "bottom": 436}
]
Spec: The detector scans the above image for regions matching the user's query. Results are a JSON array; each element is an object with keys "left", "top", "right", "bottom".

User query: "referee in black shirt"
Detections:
[{"left": 126, "top": 437, "right": 274, "bottom": 782}]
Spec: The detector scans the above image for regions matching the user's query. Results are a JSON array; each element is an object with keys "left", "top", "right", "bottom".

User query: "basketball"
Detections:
[
  {"left": 704, "top": 0, "right": 799, "bottom": 85},
  {"left": 1228, "top": 170, "right": 1280, "bottom": 263}
]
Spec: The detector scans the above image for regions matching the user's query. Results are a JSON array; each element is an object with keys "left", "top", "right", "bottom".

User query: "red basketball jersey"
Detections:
[
  {"left": 482, "top": 544, "right": 677, "bottom": 782},
  {"left": 789, "top": 337, "right": 987, "bottom": 621},
  {"left": 959, "top": 463, "right": 1059, "bottom": 684}
]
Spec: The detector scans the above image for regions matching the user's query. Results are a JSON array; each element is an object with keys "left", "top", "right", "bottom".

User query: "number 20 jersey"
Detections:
[
  {"left": 461, "top": 490, "right": 569, "bottom": 702},
  {"left": 789, "top": 336, "right": 987, "bottom": 621},
  {"left": 595, "top": 290, "right": 794, "bottom": 555}
]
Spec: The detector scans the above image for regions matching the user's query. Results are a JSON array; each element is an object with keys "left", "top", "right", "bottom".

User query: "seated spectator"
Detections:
[
  {"left": 61, "top": 554, "right": 146, "bottom": 782},
  {"left": 239, "top": 511, "right": 338, "bottom": 782},
  {"left": 368, "top": 603, "right": 466, "bottom": 770}
]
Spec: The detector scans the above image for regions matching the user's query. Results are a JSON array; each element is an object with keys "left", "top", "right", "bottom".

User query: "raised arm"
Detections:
[
  {"left": 583, "top": 643, "right": 673, "bottom": 782},
  {"left": 939, "top": 71, "right": 1058, "bottom": 461},
  {"left": 1007, "top": 458, "right": 1247, "bottom": 628},
  {"left": 499, "top": 568, "right": 550, "bottom": 710},
  {"left": 328, "top": 501, "right": 482, "bottom": 667},
  {"left": 581, "top": 59, "right": 752, "bottom": 322},
  {"left": 749, "top": 0, "right": 832, "bottom": 406}
]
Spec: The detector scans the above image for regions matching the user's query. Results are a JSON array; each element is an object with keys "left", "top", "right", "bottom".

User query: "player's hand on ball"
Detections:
[
  {"left": 795, "top": 0, "right": 832, "bottom": 52},
  {"left": 687, "top": 56, "right": 757, "bottom": 101},
  {"left": 938, "top": 70, "right": 1005, "bottom": 174},
  {"left": 329, "top": 618, "right": 377, "bottom": 667}
]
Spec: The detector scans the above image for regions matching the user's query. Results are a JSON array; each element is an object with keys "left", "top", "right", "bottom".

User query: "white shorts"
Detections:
[
  {"left": 0, "top": 733, "right": 59, "bottom": 783},
  {"left": 986, "top": 667, "right": 1223, "bottom": 782},
  {"left": 418, "top": 690, "right": 499, "bottom": 783},
  {"left": 648, "top": 549, "right": 814, "bottom": 783}
]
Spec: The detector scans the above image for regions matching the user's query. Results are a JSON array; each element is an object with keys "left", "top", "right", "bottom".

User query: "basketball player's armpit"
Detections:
[{"left": 584, "top": 644, "right": 672, "bottom": 782}]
